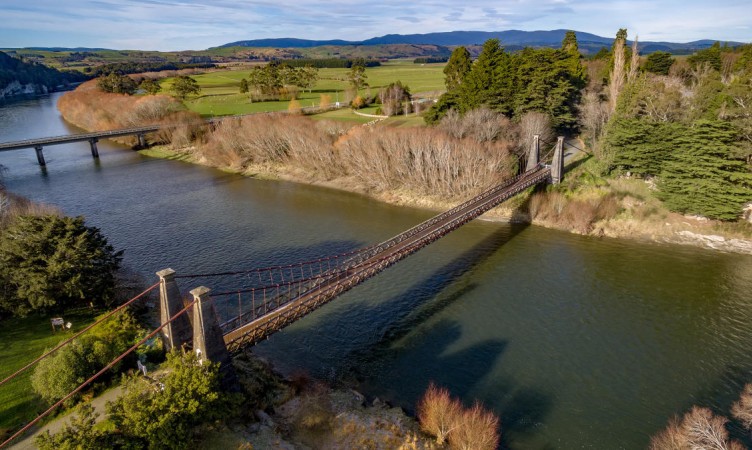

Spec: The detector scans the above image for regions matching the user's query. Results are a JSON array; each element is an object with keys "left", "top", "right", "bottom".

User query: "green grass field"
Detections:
[
  {"left": 160, "top": 60, "right": 446, "bottom": 119},
  {"left": 0, "top": 310, "right": 99, "bottom": 435}
]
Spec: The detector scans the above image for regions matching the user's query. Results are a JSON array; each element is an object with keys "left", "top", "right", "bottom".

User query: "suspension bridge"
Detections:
[{"left": 0, "top": 135, "right": 564, "bottom": 448}]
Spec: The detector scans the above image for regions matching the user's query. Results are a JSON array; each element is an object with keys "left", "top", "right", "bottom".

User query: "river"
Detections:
[{"left": 2, "top": 92, "right": 752, "bottom": 448}]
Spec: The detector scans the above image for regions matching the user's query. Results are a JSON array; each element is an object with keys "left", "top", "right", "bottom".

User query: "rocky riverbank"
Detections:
[{"left": 202, "top": 353, "right": 436, "bottom": 449}]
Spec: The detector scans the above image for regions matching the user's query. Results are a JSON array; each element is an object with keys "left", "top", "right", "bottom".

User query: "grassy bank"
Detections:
[{"left": 0, "top": 310, "right": 99, "bottom": 437}]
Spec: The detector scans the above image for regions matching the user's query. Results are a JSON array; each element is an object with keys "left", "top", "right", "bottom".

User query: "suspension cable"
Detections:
[
  {"left": 0, "top": 298, "right": 197, "bottom": 449},
  {"left": 0, "top": 282, "right": 160, "bottom": 389}
]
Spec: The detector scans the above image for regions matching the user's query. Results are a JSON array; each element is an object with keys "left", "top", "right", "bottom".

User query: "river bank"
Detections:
[{"left": 141, "top": 144, "right": 752, "bottom": 255}]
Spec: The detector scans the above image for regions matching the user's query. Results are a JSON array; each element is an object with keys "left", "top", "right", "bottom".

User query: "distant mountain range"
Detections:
[{"left": 217, "top": 29, "right": 743, "bottom": 55}]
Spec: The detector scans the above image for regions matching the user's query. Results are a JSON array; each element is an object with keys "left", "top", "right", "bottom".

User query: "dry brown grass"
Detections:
[
  {"left": 0, "top": 190, "right": 60, "bottom": 229},
  {"left": 528, "top": 190, "right": 620, "bottom": 234},
  {"left": 294, "top": 382, "right": 334, "bottom": 432}
]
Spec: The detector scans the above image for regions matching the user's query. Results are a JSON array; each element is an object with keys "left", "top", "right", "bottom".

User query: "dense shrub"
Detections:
[
  {"left": 337, "top": 126, "right": 514, "bottom": 198},
  {"left": 448, "top": 402, "right": 500, "bottom": 450},
  {"left": 417, "top": 382, "right": 500, "bottom": 450},
  {"left": 35, "top": 404, "right": 109, "bottom": 450},
  {"left": 658, "top": 120, "right": 752, "bottom": 220},
  {"left": 107, "top": 351, "right": 234, "bottom": 450},
  {"left": 31, "top": 311, "right": 143, "bottom": 403}
]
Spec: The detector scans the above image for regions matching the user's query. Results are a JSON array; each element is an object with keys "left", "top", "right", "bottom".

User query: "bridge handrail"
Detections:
[{"left": 0, "top": 125, "right": 165, "bottom": 150}]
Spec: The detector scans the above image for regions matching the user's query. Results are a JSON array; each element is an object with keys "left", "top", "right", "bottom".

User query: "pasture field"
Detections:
[{"left": 160, "top": 60, "right": 446, "bottom": 119}]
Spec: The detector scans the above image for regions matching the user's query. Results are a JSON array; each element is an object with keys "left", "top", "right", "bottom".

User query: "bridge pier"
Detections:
[
  {"left": 190, "top": 286, "right": 238, "bottom": 389},
  {"left": 157, "top": 269, "right": 192, "bottom": 351},
  {"left": 551, "top": 137, "right": 564, "bottom": 184},
  {"left": 89, "top": 138, "right": 99, "bottom": 159},
  {"left": 34, "top": 146, "right": 46, "bottom": 166},
  {"left": 137, "top": 133, "right": 147, "bottom": 149},
  {"left": 526, "top": 134, "right": 540, "bottom": 172}
]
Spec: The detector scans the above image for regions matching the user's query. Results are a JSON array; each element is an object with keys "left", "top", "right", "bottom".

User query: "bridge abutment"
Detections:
[
  {"left": 526, "top": 134, "right": 540, "bottom": 172},
  {"left": 157, "top": 268, "right": 192, "bottom": 351},
  {"left": 137, "top": 133, "right": 147, "bottom": 149},
  {"left": 190, "top": 286, "right": 238, "bottom": 389},
  {"left": 551, "top": 137, "right": 564, "bottom": 184}
]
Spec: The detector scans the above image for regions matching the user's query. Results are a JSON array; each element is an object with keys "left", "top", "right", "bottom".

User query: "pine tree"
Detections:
[
  {"left": 643, "top": 51, "right": 675, "bottom": 75},
  {"left": 459, "top": 39, "right": 513, "bottom": 114},
  {"left": 0, "top": 215, "right": 122, "bottom": 316},
  {"left": 443, "top": 46, "right": 472, "bottom": 91},
  {"left": 605, "top": 118, "right": 678, "bottom": 176},
  {"left": 659, "top": 120, "right": 752, "bottom": 220},
  {"left": 688, "top": 42, "right": 722, "bottom": 71},
  {"left": 512, "top": 48, "right": 579, "bottom": 130}
]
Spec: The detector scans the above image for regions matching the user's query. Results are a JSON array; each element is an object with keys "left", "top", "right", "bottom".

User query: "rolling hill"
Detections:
[{"left": 218, "top": 29, "right": 743, "bottom": 55}]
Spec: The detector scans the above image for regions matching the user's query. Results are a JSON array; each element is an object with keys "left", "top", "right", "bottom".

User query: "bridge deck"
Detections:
[
  {"left": 0, "top": 125, "right": 163, "bottom": 152},
  {"left": 223, "top": 166, "right": 552, "bottom": 351}
]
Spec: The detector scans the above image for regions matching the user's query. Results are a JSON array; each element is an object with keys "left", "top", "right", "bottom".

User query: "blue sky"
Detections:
[{"left": 0, "top": 0, "right": 750, "bottom": 51}]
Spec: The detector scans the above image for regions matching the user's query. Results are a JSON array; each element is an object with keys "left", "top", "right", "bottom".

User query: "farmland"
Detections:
[{"left": 160, "top": 60, "right": 446, "bottom": 118}]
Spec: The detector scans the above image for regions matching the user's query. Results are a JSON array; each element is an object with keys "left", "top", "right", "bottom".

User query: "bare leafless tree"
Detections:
[
  {"left": 651, "top": 406, "right": 744, "bottom": 450},
  {"left": 609, "top": 36, "right": 626, "bottom": 112},
  {"left": 649, "top": 416, "right": 688, "bottom": 450},
  {"left": 628, "top": 36, "right": 640, "bottom": 84},
  {"left": 447, "top": 401, "right": 500, "bottom": 450},
  {"left": 518, "top": 111, "right": 554, "bottom": 150},
  {"left": 417, "top": 383, "right": 463, "bottom": 445},
  {"left": 732, "top": 383, "right": 752, "bottom": 431}
]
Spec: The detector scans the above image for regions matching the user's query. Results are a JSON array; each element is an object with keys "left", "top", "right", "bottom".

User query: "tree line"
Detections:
[
  {"left": 270, "top": 57, "right": 381, "bottom": 68},
  {"left": 240, "top": 62, "right": 319, "bottom": 101},
  {"left": 83, "top": 61, "right": 214, "bottom": 77},
  {"left": 598, "top": 32, "right": 752, "bottom": 220},
  {"left": 425, "top": 30, "right": 752, "bottom": 222},
  {"left": 425, "top": 32, "right": 585, "bottom": 132},
  {"left": 0, "top": 51, "right": 88, "bottom": 93}
]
